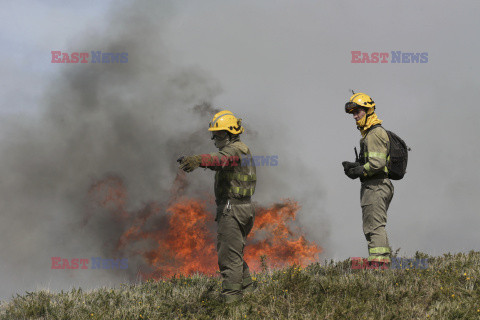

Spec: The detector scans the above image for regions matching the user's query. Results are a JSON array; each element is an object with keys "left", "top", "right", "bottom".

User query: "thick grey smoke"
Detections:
[
  {"left": 0, "top": 0, "right": 328, "bottom": 300},
  {"left": 0, "top": 1, "right": 224, "bottom": 299}
]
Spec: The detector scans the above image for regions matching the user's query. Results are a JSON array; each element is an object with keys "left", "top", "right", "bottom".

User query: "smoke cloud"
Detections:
[
  {"left": 0, "top": 0, "right": 327, "bottom": 300},
  {"left": 0, "top": 1, "right": 223, "bottom": 299}
]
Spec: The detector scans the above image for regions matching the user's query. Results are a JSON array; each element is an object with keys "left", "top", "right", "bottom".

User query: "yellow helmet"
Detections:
[
  {"left": 345, "top": 92, "right": 376, "bottom": 114},
  {"left": 208, "top": 110, "right": 244, "bottom": 134}
]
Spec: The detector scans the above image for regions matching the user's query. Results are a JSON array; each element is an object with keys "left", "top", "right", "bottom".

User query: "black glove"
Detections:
[
  {"left": 342, "top": 161, "right": 360, "bottom": 179},
  {"left": 347, "top": 165, "right": 366, "bottom": 179},
  {"left": 178, "top": 155, "right": 202, "bottom": 172},
  {"left": 342, "top": 161, "right": 360, "bottom": 172}
]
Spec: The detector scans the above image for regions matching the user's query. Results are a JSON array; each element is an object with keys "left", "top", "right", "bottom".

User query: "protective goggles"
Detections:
[
  {"left": 211, "top": 131, "right": 228, "bottom": 140},
  {"left": 345, "top": 102, "right": 361, "bottom": 114}
]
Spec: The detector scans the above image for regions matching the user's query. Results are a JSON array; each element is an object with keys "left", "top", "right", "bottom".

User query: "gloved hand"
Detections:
[
  {"left": 347, "top": 165, "right": 366, "bottom": 179},
  {"left": 342, "top": 161, "right": 360, "bottom": 179},
  {"left": 178, "top": 155, "right": 202, "bottom": 172},
  {"left": 342, "top": 161, "right": 359, "bottom": 172}
]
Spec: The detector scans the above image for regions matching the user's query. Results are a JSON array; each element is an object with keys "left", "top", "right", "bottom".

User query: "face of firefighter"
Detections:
[
  {"left": 211, "top": 131, "right": 230, "bottom": 149},
  {"left": 352, "top": 108, "right": 366, "bottom": 122}
]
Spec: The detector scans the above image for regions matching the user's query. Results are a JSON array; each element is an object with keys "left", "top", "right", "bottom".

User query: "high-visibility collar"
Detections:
[{"left": 357, "top": 112, "right": 383, "bottom": 137}]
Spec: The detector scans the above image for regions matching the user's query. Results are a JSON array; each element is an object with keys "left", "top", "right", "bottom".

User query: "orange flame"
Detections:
[
  {"left": 87, "top": 173, "right": 322, "bottom": 278},
  {"left": 144, "top": 199, "right": 218, "bottom": 277},
  {"left": 246, "top": 200, "right": 321, "bottom": 271}
]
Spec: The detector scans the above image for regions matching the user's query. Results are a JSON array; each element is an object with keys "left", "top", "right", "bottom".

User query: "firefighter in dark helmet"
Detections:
[
  {"left": 178, "top": 110, "right": 256, "bottom": 303},
  {"left": 343, "top": 93, "right": 394, "bottom": 267}
]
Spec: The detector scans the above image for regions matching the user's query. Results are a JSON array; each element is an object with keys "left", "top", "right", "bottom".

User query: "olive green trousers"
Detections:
[
  {"left": 360, "top": 178, "right": 394, "bottom": 262},
  {"left": 216, "top": 202, "right": 255, "bottom": 299}
]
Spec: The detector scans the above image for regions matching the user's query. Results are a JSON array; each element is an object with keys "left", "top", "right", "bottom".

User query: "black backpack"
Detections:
[{"left": 369, "top": 125, "right": 410, "bottom": 180}]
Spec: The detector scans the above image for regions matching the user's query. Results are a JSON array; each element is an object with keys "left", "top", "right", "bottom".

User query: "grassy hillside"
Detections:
[{"left": 1, "top": 251, "right": 479, "bottom": 319}]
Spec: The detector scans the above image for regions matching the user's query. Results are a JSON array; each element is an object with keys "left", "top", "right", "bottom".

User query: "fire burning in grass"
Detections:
[
  {"left": 87, "top": 172, "right": 322, "bottom": 279},
  {"left": 245, "top": 200, "right": 321, "bottom": 271}
]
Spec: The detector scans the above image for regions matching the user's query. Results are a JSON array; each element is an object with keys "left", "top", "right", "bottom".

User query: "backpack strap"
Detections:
[{"left": 364, "top": 124, "right": 382, "bottom": 136}]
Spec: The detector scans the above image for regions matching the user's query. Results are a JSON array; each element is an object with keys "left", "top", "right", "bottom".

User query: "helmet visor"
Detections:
[{"left": 345, "top": 102, "right": 360, "bottom": 114}]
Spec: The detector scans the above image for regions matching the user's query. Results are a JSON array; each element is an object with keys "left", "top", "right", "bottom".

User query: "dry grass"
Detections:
[{"left": 1, "top": 251, "right": 479, "bottom": 319}]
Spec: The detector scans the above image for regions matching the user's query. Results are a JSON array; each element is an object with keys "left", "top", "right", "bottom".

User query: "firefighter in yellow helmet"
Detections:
[
  {"left": 342, "top": 93, "right": 394, "bottom": 268},
  {"left": 177, "top": 110, "right": 256, "bottom": 303}
]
